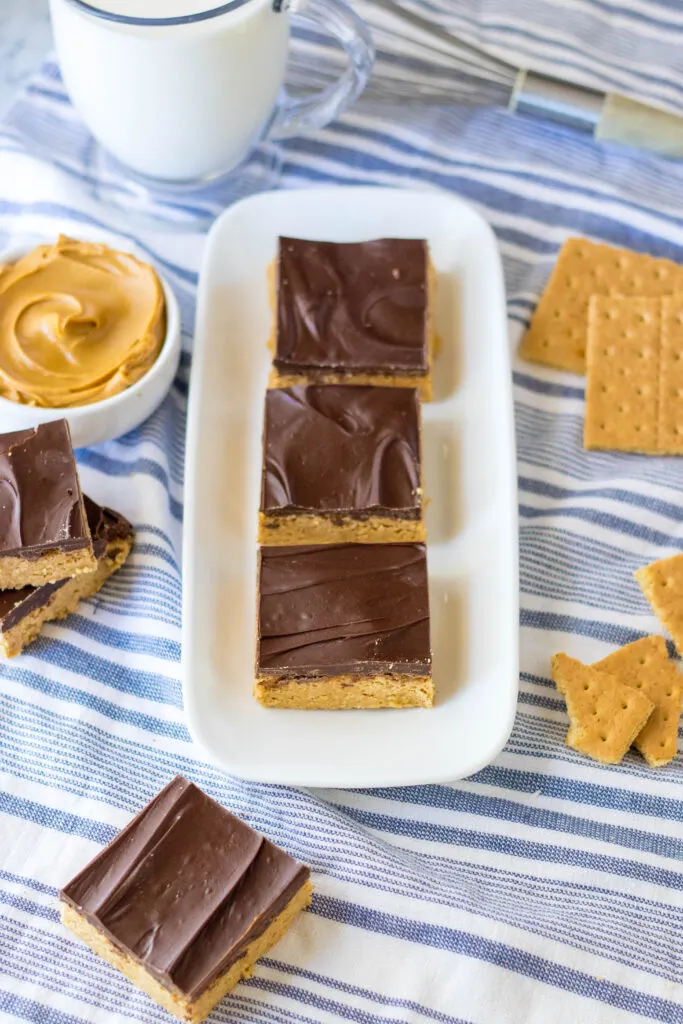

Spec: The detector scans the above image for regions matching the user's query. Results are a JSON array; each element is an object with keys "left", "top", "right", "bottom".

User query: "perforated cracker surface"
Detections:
[
  {"left": 520, "top": 238, "right": 683, "bottom": 374},
  {"left": 551, "top": 652, "right": 654, "bottom": 764},
  {"left": 592, "top": 636, "right": 681, "bottom": 767},
  {"left": 658, "top": 297, "right": 683, "bottom": 453},
  {"left": 636, "top": 555, "right": 683, "bottom": 660},
  {"left": 584, "top": 295, "right": 661, "bottom": 452}
]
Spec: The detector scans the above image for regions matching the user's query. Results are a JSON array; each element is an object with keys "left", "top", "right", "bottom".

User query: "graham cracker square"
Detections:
[
  {"left": 520, "top": 238, "right": 683, "bottom": 374},
  {"left": 658, "top": 296, "right": 683, "bottom": 454},
  {"left": 592, "top": 636, "right": 681, "bottom": 767},
  {"left": 584, "top": 295, "right": 661, "bottom": 452},
  {"left": 551, "top": 652, "right": 654, "bottom": 764},
  {"left": 635, "top": 555, "right": 683, "bottom": 659}
]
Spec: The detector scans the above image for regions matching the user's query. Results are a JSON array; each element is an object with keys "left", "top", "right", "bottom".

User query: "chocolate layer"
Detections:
[
  {"left": 0, "top": 495, "right": 133, "bottom": 633},
  {"left": 275, "top": 237, "right": 429, "bottom": 375},
  {"left": 60, "top": 776, "right": 309, "bottom": 1000},
  {"left": 82, "top": 495, "right": 133, "bottom": 561},
  {"left": 0, "top": 419, "right": 89, "bottom": 559},
  {"left": 261, "top": 385, "right": 421, "bottom": 517},
  {"left": 258, "top": 543, "right": 431, "bottom": 678}
]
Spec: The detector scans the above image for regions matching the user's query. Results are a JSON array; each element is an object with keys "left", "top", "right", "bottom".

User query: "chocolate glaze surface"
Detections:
[
  {"left": 261, "top": 385, "right": 421, "bottom": 516},
  {"left": 60, "top": 776, "right": 309, "bottom": 999},
  {"left": 0, "top": 495, "right": 133, "bottom": 632},
  {"left": 275, "top": 237, "right": 429, "bottom": 374},
  {"left": 258, "top": 543, "right": 431, "bottom": 677},
  {"left": 0, "top": 419, "right": 89, "bottom": 559},
  {"left": 82, "top": 495, "right": 134, "bottom": 561}
]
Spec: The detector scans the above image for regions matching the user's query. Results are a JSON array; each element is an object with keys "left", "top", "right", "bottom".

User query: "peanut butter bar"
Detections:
[
  {"left": 0, "top": 419, "right": 95, "bottom": 588},
  {"left": 269, "top": 237, "right": 436, "bottom": 400},
  {"left": 255, "top": 543, "right": 433, "bottom": 709},
  {"left": 259, "top": 385, "right": 425, "bottom": 545},
  {"left": 0, "top": 496, "right": 134, "bottom": 657},
  {"left": 60, "top": 776, "right": 312, "bottom": 1024}
]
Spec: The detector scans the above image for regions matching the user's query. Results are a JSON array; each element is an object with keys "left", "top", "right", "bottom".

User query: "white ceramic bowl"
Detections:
[{"left": 0, "top": 240, "right": 181, "bottom": 448}]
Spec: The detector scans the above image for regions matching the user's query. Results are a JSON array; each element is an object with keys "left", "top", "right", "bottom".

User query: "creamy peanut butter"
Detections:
[{"left": 0, "top": 235, "right": 166, "bottom": 408}]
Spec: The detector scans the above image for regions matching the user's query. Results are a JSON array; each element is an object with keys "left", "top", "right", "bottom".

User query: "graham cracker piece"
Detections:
[
  {"left": 551, "top": 652, "right": 654, "bottom": 764},
  {"left": 635, "top": 554, "right": 683, "bottom": 660},
  {"left": 658, "top": 296, "right": 683, "bottom": 453},
  {"left": 520, "top": 237, "right": 683, "bottom": 374},
  {"left": 592, "top": 636, "right": 681, "bottom": 767},
  {"left": 584, "top": 295, "right": 661, "bottom": 452}
]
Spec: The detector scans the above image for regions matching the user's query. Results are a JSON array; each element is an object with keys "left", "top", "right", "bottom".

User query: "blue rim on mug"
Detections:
[{"left": 63, "top": 0, "right": 284, "bottom": 27}]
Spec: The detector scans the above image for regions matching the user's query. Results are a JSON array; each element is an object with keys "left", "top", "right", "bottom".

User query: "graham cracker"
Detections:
[
  {"left": 584, "top": 295, "right": 661, "bottom": 452},
  {"left": 520, "top": 237, "right": 683, "bottom": 374},
  {"left": 551, "top": 652, "right": 654, "bottom": 764},
  {"left": 592, "top": 636, "right": 681, "bottom": 767},
  {"left": 658, "top": 296, "right": 683, "bottom": 453},
  {"left": 635, "top": 555, "right": 683, "bottom": 661}
]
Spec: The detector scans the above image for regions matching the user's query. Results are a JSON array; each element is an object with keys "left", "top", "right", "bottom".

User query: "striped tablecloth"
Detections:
[{"left": 2, "top": 3, "right": 683, "bottom": 1022}]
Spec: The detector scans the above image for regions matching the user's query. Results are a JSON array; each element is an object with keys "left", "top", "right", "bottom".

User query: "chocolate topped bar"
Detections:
[
  {"left": 0, "top": 419, "right": 96, "bottom": 588},
  {"left": 258, "top": 543, "right": 431, "bottom": 679},
  {"left": 275, "top": 237, "right": 429, "bottom": 375},
  {"left": 0, "top": 420, "right": 88, "bottom": 556},
  {"left": 60, "top": 776, "right": 310, "bottom": 1003},
  {"left": 0, "top": 495, "right": 132, "bottom": 635},
  {"left": 261, "top": 385, "right": 421, "bottom": 518}
]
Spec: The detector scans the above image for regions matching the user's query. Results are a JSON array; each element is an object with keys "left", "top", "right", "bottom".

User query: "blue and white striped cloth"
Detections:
[{"left": 2, "top": 3, "right": 683, "bottom": 1022}]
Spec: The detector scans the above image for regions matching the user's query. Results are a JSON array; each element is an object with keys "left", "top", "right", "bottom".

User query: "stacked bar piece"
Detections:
[
  {"left": 256, "top": 237, "right": 435, "bottom": 710},
  {"left": 0, "top": 419, "right": 134, "bottom": 656}
]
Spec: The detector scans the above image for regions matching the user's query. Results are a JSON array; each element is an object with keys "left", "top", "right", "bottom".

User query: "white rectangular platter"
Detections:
[{"left": 183, "top": 186, "right": 518, "bottom": 788}]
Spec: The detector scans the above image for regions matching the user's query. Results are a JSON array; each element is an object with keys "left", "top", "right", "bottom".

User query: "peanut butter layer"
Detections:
[
  {"left": 260, "top": 385, "right": 423, "bottom": 541},
  {"left": 255, "top": 673, "right": 434, "bottom": 709},
  {"left": 258, "top": 511, "right": 426, "bottom": 546},
  {"left": 0, "top": 235, "right": 165, "bottom": 407},
  {"left": 268, "top": 369, "right": 434, "bottom": 401}
]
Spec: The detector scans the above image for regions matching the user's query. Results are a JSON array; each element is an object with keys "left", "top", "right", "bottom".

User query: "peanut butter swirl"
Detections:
[{"left": 0, "top": 235, "right": 166, "bottom": 407}]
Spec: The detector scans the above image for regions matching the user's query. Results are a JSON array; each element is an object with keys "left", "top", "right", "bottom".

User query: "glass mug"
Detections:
[{"left": 48, "top": 0, "right": 374, "bottom": 186}]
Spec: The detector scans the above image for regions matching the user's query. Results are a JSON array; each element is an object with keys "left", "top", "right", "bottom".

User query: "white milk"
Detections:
[{"left": 49, "top": 0, "right": 290, "bottom": 182}]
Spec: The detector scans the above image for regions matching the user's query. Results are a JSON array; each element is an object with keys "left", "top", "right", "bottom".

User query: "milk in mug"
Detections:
[{"left": 49, "top": 0, "right": 372, "bottom": 183}]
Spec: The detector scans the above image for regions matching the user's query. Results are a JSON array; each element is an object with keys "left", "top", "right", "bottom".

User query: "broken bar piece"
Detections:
[
  {"left": 259, "top": 385, "right": 425, "bottom": 546},
  {"left": 60, "top": 776, "right": 313, "bottom": 1023},
  {"left": 0, "top": 419, "right": 96, "bottom": 588},
  {"left": 0, "top": 495, "right": 134, "bottom": 657}
]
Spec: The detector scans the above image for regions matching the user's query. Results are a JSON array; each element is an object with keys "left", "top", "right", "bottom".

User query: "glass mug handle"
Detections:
[{"left": 268, "top": 0, "right": 375, "bottom": 139}]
